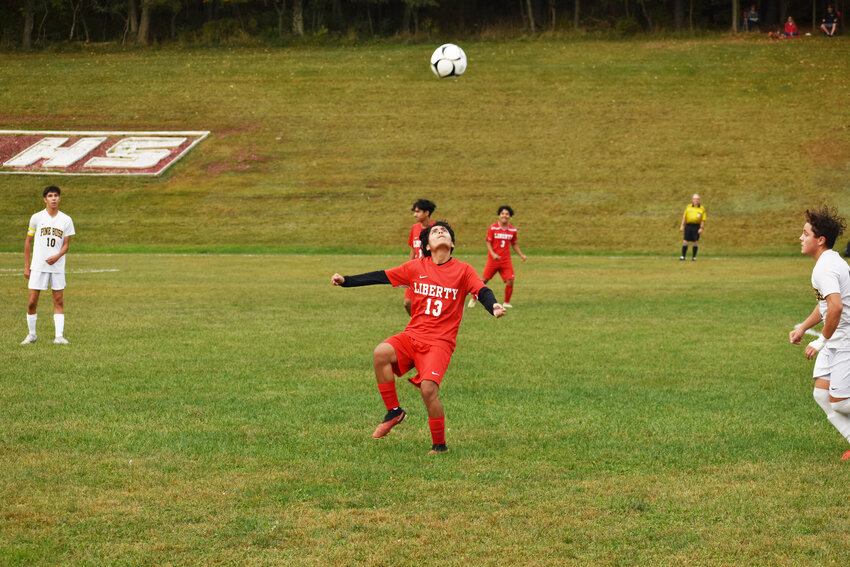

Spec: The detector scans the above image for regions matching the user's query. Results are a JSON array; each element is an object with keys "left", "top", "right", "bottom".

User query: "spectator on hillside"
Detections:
[
  {"left": 821, "top": 5, "right": 839, "bottom": 36},
  {"left": 745, "top": 5, "right": 760, "bottom": 32},
  {"left": 783, "top": 16, "right": 799, "bottom": 37}
]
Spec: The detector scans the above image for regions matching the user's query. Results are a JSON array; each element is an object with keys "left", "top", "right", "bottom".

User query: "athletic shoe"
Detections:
[
  {"left": 503, "top": 303, "right": 513, "bottom": 308},
  {"left": 842, "top": 449, "right": 850, "bottom": 461},
  {"left": 692, "top": 258, "right": 696, "bottom": 262},
  {"left": 679, "top": 256, "right": 685, "bottom": 261},
  {"left": 429, "top": 443, "right": 448, "bottom": 454},
  {"left": 20, "top": 334, "right": 37, "bottom": 345},
  {"left": 372, "top": 408, "right": 406, "bottom": 439},
  {"left": 53, "top": 337, "right": 69, "bottom": 345},
  {"left": 467, "top": 298, "right": 476, "bottom": 308}
]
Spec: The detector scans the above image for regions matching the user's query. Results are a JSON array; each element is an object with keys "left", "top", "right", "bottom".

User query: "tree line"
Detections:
[{"left": 1, "top": 0, "right": 844, "bottom": 49}]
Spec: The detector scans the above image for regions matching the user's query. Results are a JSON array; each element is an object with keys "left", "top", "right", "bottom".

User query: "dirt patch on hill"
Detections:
[
  {"left": 204, "top": 150, "right": 271, "bottom": 174},
  {"left": 802, "top": 136, "right": 850, "bottom": 169}
]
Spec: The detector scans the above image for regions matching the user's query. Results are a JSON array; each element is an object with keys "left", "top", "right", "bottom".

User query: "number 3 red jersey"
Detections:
[
  {"left": 486, "top": 222, "right": 518, "bottom": 264},
  {"left": 385, "top": 257, "right": 486, "bottom": 350}
]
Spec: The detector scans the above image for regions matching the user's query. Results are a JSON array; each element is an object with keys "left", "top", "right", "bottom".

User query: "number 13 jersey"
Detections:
[{"left": 386, "top": 257, "right": 486, "bottom": 350}]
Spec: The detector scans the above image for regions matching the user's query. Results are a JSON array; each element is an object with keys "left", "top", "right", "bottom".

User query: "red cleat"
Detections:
[
  {"left": 841, "top": 450, "right": 850, "bottom": 461},
  {"left": 372, "top": 408, "right": 406, "bottom": 438}
]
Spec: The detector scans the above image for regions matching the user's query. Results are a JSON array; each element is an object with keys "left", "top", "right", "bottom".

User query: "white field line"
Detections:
[
  {"left": 794, "top": 323, "right": 822, "bottom": 338},
  {"left": 0, "top": 268, "right": 119, "bottom": 277}
]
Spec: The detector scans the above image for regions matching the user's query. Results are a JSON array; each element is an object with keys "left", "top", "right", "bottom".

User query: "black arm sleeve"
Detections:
[
  {"left": 339, "top": 270, "right": 391, "bottom": 287},
  {"left": 477, "top": 286, "right": 498, "bottom": 315}
]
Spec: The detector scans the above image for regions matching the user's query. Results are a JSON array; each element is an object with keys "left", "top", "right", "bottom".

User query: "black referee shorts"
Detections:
[{"left": 683, "top": 223, "right": 701, "bottom": 242}]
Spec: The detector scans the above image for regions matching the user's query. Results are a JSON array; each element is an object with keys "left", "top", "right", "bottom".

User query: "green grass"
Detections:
[
  {"left": 0, "top": 37, "right": 849, "bottom": 255},
  {"left": 2, "top": 36, "right": 850, "bottom": 564},
  {"left": 1, "top": 252, "right": 848, "bottom": 565}
]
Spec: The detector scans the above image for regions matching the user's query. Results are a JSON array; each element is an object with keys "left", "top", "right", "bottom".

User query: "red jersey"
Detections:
[
  {"left": 386, "top": 257, "right": 486, "bottom": 350},
  {"left": 486, "top": 222, "right": 518, "bottom": 264},
  {"left": 408, "top": 222, "right": 434, "bottom": 259}
]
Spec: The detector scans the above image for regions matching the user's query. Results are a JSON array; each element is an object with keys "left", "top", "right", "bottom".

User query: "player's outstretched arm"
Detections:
[
  {"left": 331, "top": 270, "right": 391, "bottom": 287},
  {"left": 477, "top": 287, "right": 506, "bottom": 318}
]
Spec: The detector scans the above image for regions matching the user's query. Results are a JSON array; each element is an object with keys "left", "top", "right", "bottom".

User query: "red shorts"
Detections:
[
  {"left": 483, "top": 261, "right": 514, "bottom": 282},
  {"left": 383, "top": 332, "right": 453, "bottom": 387}
]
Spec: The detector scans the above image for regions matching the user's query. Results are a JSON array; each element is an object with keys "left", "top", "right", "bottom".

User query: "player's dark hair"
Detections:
[
  {"left": 43, "top": 185, "right": 61, "bottom": 197},
  {"left": 412, "top": 199, "right": 436, "bottom": 215},
  {"left": 498, "top": 205, "right": 514, "bottom": 216},
  {"left": 806, "top": 206, "right": 846, "bottom": 249},
  {"left": 420, "top": 221, "right": 455, "bottom": 257}
]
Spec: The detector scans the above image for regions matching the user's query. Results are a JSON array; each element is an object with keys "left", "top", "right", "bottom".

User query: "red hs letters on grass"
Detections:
[{"left": 0, "top": 130, "right": 209, "bottom": 176}]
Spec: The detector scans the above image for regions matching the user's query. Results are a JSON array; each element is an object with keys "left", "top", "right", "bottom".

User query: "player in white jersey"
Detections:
[
  {"left": 21, "top": 186, "right": 75, "bottom": 345},
  {"left": 789, "top": 206, "right": 850, "bottom": 461}
]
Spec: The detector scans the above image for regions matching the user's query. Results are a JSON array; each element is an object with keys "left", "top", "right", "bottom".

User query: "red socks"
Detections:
[
  {"left": 377, "top": 382, "right": 400, "bottom": 410},
  {"left": 378, "top": 382, "right": 446, "bottom": 445},
  {"left": 429, "top": 416, "right": 446, "bottom": 445},
  {"left": 504, "top": 284, "right": 513, "bottom": 303}
]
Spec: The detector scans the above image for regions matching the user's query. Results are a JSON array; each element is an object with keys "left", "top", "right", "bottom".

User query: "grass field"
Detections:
[
  {"left": 1, "top": 252, "right": 848, "bottom": 565},
  {"left": 3, "top": 35, "right": 850, "bottom": 565},
  {"left": 0, "top": 36, "right": 849, "bottom": 254}
]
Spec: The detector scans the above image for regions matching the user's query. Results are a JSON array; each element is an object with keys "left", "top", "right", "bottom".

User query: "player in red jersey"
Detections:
[
  {"left": 332, "top": 221, "right": 506, "bottom": 454},
  {"left": 404, "top": 199, "right": 436, "bottom": 315},
  {"left": 469, "top": 205, "right": 527, "bottom": 309}
]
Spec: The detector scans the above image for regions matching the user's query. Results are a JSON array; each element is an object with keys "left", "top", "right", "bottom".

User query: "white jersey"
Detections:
[
  {"left": 812, "top": 249, "right": 850, "bottom": 350},
  {"left": 28, "top": 209, "right": 75, "bottom": 274}
]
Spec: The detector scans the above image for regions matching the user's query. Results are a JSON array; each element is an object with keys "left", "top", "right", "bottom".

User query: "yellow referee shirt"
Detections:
[{"left": 683, "top": 205, "right": 706, "bottom": 225}]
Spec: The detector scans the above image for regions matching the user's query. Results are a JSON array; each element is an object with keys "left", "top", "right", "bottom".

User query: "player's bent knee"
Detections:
[
  {"left": 373, "top": 343, "right": 394, "bottom": 363},
  {"left": 420, "top": 380, "right": 440, "bottom": 401}
]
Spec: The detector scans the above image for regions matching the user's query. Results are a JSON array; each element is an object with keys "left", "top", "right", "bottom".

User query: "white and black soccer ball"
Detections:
[{"left": 430, "top": 43, "right": 467, "bottom": 78}]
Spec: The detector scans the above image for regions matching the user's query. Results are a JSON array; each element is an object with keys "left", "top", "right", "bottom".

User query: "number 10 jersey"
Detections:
[{"left": 28, "top": 209, "right": 75, "bottom": 273}]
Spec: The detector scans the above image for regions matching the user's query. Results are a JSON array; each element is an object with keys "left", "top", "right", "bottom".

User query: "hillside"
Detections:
[{"left": 1, "top": 37, "right": 848, "bottom": 256}]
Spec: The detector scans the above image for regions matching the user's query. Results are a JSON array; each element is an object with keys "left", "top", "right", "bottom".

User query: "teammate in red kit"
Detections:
[
  {"left": 332, "top": 221, "right": 506, "bottom": 454},
  {"left": 469, "top": 205, "right": 527, "bottom": 309},
  {"left": 404, "top": 199, "right": 436, "bottom": 315}
]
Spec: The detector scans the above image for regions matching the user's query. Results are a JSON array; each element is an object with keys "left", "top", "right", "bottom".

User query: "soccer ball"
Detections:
[{"left": 430, "top": 44, "right": 467, "bottom": 78}]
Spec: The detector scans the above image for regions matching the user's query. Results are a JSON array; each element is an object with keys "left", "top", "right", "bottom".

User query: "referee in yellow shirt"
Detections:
[{"left": 679, "top": 194, "right": 706, "bottom": 261}]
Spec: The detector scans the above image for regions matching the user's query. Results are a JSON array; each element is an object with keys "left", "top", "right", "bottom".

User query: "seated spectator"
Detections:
[
  {"left": 782, "top": 16, "right": 799, "bottom": 37},
  {"left": 745, "top": 5, "right": 760, "bottom": 32},
  {"left": 821, "top": 5, "right": 839, "bottom": 36}
]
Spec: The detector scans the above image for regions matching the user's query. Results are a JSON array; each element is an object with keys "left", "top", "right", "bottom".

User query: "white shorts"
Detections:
[
  {"left": 813, "top": 347, "right": 850, "bottom": 398},
  {"left": 28, "top": 271, "right": 66, "bottom": 291}
]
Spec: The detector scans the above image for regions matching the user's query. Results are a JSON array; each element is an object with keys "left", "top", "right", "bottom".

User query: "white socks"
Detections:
[
  {"left": 814, "top": 387, "right": 850, "bottom": 443},
  {"left": 27, "top": 313, "right": 37, "bottom": 335},
  {"left": 831, "top": 398, "right": 850, "bottom": 416},
  {"left": 25, "top": 313, "right": 66, "bottom": 338}
]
